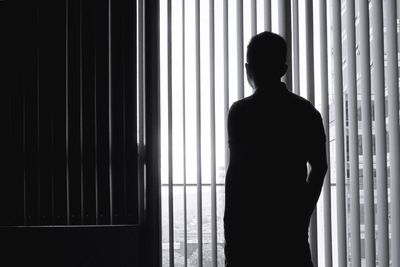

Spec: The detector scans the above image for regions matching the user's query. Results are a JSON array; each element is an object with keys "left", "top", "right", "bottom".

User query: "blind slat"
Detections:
[
  {"left": 264, "top": 0, "right": 271, "bottom": 31},
  {"left": 195, "top": 0, "right": 203, "bottom": 264},
  {"left": 181, "top": 0, "right": 188, "bottom": 265},
  {"left": 371, "top": 1, "right": 390, "bottom": 265},
  {"left": 345, "top": 0, "right": 361, "bottom": 266},
  {"left": 251, "top": 0, "right": 256, "bottom": 36},
  {"left": 305, "top": 1, "right": 318, "bottom": 264},
  {"left": 167, "top": 0, "right": 174, "bottom": 265},
  {"left": 223, "top": 0, "right": 229, "bottom": 173},
  {"left": 319, "top": 1, "right": 333, "bottom": 266},
  {"left": 278, "top": 0, "right": 291, "bottom": 92},
  {"left": 385, "top": 1, "right": 400, "bottom": 265},
  {"left": 359, "top": 0, "right": 376, "bottom": 266},
  {"left": 332, "top": 0, "right": 347, "bottom": 265},
  {"left": 292, "top": 0, "right": 300, "bottom": 95},
  {"left": 209, "top": 0, "right": 218, "bottom": 266},
  {"left": 237, "top": 0, "right": 244, "bottom": 99}
]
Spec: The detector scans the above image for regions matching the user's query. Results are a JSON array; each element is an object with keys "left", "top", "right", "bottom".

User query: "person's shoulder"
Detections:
[
  {"left": 286, "top": 91, "right": 310, "bottom": 107},
  {"left": 229, "top": 95, "right": 253, "bottom": 113},
  {"left": 287, "top": 91, "right": 321, "bottom": 117}
]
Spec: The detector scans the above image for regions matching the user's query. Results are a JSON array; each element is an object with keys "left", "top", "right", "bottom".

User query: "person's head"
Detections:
[{"left": 245, "top": 31, "right": 288, "bottom": 89}]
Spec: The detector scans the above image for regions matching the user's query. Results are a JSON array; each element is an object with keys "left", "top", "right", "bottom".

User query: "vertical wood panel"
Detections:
[
  {"left": 138, "top": 0, "right": 145, "bottom": 226},
  {"left": 6, "top": 2, "right": 27, "bottom": 226},
  {"left": 81, "top": 0, "right": 97, "bottom": 225},
  {"left": 143, "top": 0, "right": 161, "bottom": 265},
  {"left": 0, "top": 0, "right": 9, "bottom": 225},
  {"left": 67, "top": 0, "right": 83, "bottom": 225},
  {"left": 38, "top": 0, "right": 61, "bottom": 225},
  {"left": 123, "top": 0, "right": 138, "bottom": 225},
  {"left": 110, "top": 0, "right": 138, "bottom": 224},
  {"left": 51, "top": 0, "right": 68, "bottom": 226},
  {"left": 23, "top": 3, "right": 40, "bottom": 226},
  {"left": 110, "top": 0, "right": 125, "bottom": 224},
  {"left": 3, "top": 0, "right": 139, "bottom": 227},
  {"left": 94, "top": 0, "right": 111, "bottom": 225}
]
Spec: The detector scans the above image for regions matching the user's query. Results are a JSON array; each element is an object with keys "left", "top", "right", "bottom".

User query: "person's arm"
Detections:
[
  {"left": 227, "top": 102, "right": 241, "bottom": 148},
  {"left": 305, "top": 111, "right": 328, "bottom": 220},
  {"left": 306, "top": 151, "right": 328, "bottom": 219}
]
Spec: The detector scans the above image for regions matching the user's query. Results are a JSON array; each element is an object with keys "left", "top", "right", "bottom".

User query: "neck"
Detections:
[{"left": 255, "top": 81, "right": 284, "bottom": 91}]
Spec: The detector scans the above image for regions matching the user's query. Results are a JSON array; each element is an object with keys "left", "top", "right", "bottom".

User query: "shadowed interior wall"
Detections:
[
  {"left": 0, "top": 0, "right": 161, "bottom": 266},
  {"left": 3, "top": 0, "right": 138, "bottom": 227}
]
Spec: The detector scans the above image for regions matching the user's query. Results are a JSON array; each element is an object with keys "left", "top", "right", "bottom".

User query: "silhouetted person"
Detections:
[{"left": 224, "top": 31, "right": 328, "bottom": 266}]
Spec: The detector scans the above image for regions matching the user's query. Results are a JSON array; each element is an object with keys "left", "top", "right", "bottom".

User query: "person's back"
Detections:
[{"left": 224, "top": 32, "right": 327, "bottom": 267}]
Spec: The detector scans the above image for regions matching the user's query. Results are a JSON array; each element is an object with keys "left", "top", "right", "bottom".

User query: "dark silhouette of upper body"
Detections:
[{"left": 224, "top": 32, "right": 328, "bottom": 267}]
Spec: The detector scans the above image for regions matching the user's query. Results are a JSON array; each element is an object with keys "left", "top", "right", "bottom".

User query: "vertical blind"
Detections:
[
  {"left": 160, "top": 0, "right": 400, "bottom": 266},
  {"left": 4, "top": 0, "right": 142, "bottom": 226}
]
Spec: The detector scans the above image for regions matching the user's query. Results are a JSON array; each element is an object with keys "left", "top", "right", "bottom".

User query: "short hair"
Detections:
[{"left": 246, "top": 31, "right": 287, "bottom": 79}]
